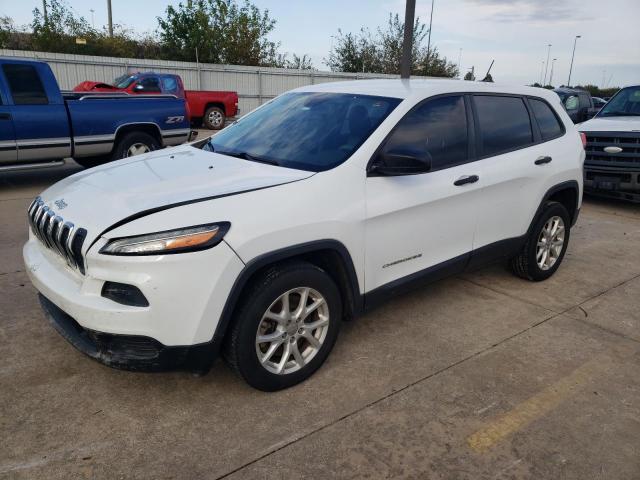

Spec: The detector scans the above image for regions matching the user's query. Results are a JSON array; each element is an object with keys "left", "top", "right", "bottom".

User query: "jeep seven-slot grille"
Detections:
[
  {"left": 28, "top": 197, "right": 88, "bottom": 274},
  {"left": 584, "top": 132, "right": 640, "bottom": 168}
]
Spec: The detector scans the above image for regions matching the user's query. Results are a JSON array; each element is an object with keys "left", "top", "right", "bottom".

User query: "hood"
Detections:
[
  {"left": 578, "top": 116, "right": 640, "bottom": 132},
  {"left": 73, "top": 81, "right": 120, "bottom": 92},
  {"left": 38, "top": 144, "right": 314, "bottom": 243}
]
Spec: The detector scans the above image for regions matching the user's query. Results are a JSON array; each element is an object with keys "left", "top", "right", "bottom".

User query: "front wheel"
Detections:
[
  {"left": 510, "top": 201, "right": 571, "bottom": 281},
  {"left": 224, "top": 262, "right": 342, "bottom": 391}
]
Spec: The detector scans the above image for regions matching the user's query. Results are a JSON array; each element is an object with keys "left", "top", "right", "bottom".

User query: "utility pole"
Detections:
[
  {"left": 107, "top": 0, "right": 113, "bottom": 37},
  {"left": 567, "top": 35, "right": 581, "bottom": 87},
  {"left": 543, "top": 44, "right": 552, "bottom": 85},
  {"left": 425, "top": 0, "right": 435, "bottom": 72},
  {"left": 400, "top": 0, "right": 416, "bottom": 79},
  {"left": 42, "top": 0, "right": 48, "bottom": 24},
  {"left": 549, "top": 58, "right": 557, "bottom": 86},
  {"left": 539, "top": 61, "right": 545, "bottom": 85},
  {"left": 90, "top": 9, "right": 95, "bottom": 28},
  {"left": 457, "top": 48, "right": 462, "bottom": 79}
]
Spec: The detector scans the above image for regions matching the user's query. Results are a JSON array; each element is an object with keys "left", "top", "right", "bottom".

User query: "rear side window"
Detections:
[
  {"left": 530, "top": 98, "right": 564, "bottom": 140},
  {"left": 2, "top": 64, "right": 48, "bottom": 105},
  {"left": 474, "top": 95, "right": 532, "bottom": 157},
  {"left": 383, "top": 95, "right": 468, "bottom": 171},
  {"left": 162, "top": 76, "right": 178, "bottom": 93}
]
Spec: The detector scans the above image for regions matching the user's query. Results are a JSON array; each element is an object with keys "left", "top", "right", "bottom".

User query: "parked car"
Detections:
[
  {"left": 579, "top": 85, "right": 640, "bottom": 202},
  {"left": 74, "top": 72, "right": 239, "bottom": 130},
  {"left": 554, "top": 87, "right": 599, "bottom": 123},
  {"left": 0, "top": 58, "right": 195, "bottom": 171},
  {"left": 592, "top": 97, "right": 607, "bottom": 109},
  {"left": 24, "top": 80, "right": 584, "bottom": 390}
]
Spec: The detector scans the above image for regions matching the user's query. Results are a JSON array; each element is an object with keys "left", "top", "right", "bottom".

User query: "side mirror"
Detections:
[
  {"left": 133, "top": 83, "right": 145, "bottom": 92},
  {"left": 369, "top": 149, "right": 432, "bottom": 176}
]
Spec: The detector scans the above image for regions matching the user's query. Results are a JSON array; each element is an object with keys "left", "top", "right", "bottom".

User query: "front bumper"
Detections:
[
  {"left": 24, "top": 231, "right": 244, "bottom": 348},
  {"left": 584, "top": 166, "right": 640, "bottom": 203},
  {"left": 38, "top": 294, "right": 212, "bottom": 371}
]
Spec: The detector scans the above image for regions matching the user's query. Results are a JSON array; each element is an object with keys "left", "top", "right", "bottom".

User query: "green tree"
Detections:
[
  {"left": 0, "top": 16, "right": 15, "bottom": 48},
  {"left": 157, "top": 0, "right": 281, "bottom": 66},
  {"left": 464, "top": 70, "right": 475, "bottom": 81},
  {"left": 326, "top": 13, "right": 457, "bottom": 77}
]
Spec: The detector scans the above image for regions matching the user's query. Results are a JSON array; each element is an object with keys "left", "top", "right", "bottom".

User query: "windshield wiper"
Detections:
[{"left": 216, "top": 149, "right": 280, "bottom": 166}]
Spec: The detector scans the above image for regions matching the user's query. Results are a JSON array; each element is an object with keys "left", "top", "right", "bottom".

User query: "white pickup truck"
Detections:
[{"left": 579, "top": 85, "right": 640, "bottom": 202}]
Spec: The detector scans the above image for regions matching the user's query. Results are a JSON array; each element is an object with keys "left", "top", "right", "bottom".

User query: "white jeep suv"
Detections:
[{"left": 24, "top": 80, "right": 584, "bottom": 390}]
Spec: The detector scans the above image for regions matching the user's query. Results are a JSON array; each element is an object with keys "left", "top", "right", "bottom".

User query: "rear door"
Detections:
[
  {"left": 1, "top": 63, "right": 71, "bottom": 163},
  {"left": 0, "top": 72, "right": 17, "bottom": 165},
  {"left": 365, "top": 95, "right": 483, "bottom": 293},
  {"left": 472, "top": 94, "right": 562, "bottom": 250}
]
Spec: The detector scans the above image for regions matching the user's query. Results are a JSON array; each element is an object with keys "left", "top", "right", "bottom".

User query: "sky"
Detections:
[{"left": 2, "top": 0, "right": 639, "bottom": 87}]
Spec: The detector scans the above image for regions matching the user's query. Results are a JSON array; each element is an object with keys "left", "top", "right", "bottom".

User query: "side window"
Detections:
[
  {"left": 474, "top": 95, "right": 533, "bottom": 157},
  {"left": 530, "top": 98, "right": 564, "bottom": 140},
  {"left": 564, "top": 95, "right": 579, "bottom": 110},
  {"left": 162, "top": 76, "right": 178, "bottom": 94},
  {"left": 382, "top": 95, "right": 468, "bottom": 170},
  {"left": 2, "top": 64, "right": 48, "bottom": 105},
  {"left": 138, "top": 77, "right": 161, "bottom": 93}
]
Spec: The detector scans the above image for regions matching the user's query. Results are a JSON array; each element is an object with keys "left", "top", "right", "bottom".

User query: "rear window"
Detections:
[
  {"left": 474, "top": 95, "right": 533, "bottom": 157},
  {"left": 2, "top": 64, "right": 48, "bottom": 105},
  {"left": 530, "top": 98, "right": 564, "bottom": 140}
]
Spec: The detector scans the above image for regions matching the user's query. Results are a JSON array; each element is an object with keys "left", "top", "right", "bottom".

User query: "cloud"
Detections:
[{"left": 464, "top": 0, "right": 593, "bottom": 23}]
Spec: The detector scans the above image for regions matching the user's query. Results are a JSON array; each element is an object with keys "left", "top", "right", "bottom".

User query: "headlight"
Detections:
[{"left": 100, "top": 222, "right": 230, "bottom": 256}]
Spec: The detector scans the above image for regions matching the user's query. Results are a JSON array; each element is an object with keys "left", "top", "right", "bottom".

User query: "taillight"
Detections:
[{"left": 579, "top": 132, "right": 587, "bottom": 148}]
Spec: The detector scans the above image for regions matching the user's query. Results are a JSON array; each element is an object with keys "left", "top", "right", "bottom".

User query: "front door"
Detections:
[
  {"left": 365, "top": 95, "right": 483, "bottom": 295},
  {"left": 0, "top": 84, "right": 17, "bottom": 165}
]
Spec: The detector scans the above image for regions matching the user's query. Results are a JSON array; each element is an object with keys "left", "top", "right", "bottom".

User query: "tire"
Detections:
[
  {"left": 510, "top": 201, "right": 571, "bottom": 281},
  {"left": 223, "top": 261, "right": 342, "bottom": 391},
  {"left": 203, "top": 106, "right": 225, "bottom": 130},
  {"left": 111, "top": 131, "right": 160, "bottom": 161}
]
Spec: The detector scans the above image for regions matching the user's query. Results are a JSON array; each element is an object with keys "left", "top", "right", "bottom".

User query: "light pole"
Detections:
[
  {"left": 107, "top": 0, "right": 113, "bottom": 37},
  {"left": 400, "top": 0, "right": 416, "bottom": 78},
  {"left": 457, "top": 48, "right": 462, "bottom": 79},
  {"left": 543, "top": 44, "right": 552, "bottom": 85},
  {"left": 425, "top": 0, "right": 435, "bottom": 69},
  {"left": 567, "top": 35, "right": 581, "bottom": 87},
  {"left": 549, "top": 58, "right": 557, "bottom": 86},
  {"left": 539, "top": 60, "right": 545, "bottom": 85},
  {"left": 90, "top": 9, "right": 95, "bottom": 28}
]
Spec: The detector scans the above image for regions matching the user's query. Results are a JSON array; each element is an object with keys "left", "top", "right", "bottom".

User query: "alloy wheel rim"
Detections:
[
  {"left": 208, "top": 110, "right": 223, "bottom": 127},
  {"left": 255, "top": 287, "right": 330, "bottom": 375},
  {"left": 536, "top": 215, "right": 565, "bottom": 271},
  {"left": 126, "top": 143, "right": 151, "bottom": 157}
]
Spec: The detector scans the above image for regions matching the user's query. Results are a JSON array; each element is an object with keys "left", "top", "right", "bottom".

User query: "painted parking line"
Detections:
[{"left": 467, "top": 353, "right": 613, "bottom": 453}]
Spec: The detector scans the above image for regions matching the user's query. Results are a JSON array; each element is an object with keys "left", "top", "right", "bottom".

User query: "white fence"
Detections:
[{"left": 0, "top": 49, "right": 407, "bottom": 114}]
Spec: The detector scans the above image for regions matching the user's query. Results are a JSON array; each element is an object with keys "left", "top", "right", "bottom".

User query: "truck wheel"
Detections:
[
  {"left": 223, "top": 261, "right": 342, "bottom": 391},
  {"left": 203, "top": 106, "right": 225, "bottom": 130},
  {"left": 510, "top": 201, "right": 571, "bottom": 281},
  {"left": 112, "top": 132, "right": 160, "bottom": 160}
]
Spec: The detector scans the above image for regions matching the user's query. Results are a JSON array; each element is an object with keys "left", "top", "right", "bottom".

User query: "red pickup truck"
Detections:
[{"left": 73, "top": 72, "right": 239, "bottom": 130}]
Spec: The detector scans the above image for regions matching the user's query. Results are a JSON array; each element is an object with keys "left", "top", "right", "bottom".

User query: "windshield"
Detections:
[
  {"left": 203, "top": 92, "right": 402, "bottom": 172},
  {"left": 597, "top": 86, "right": 640, "bottom": 117},
  {"left": 112, "top": 74, "right": 136, "bottom": 89}
]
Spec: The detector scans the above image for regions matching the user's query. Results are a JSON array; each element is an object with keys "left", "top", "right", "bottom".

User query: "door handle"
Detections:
[
  {"left": 0, "top": 113, "right": 11, "bottom": 120},
  {"left": 453, "top": 175, "right": 479, "bottom": 186},
  {"left": 535, "top": 156, "right": 552, "bottom": 165}
]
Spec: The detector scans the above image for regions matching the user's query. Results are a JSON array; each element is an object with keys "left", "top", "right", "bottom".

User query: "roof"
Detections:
[{"left": 294, "top": 78, "right": 562, "bottom": 104}]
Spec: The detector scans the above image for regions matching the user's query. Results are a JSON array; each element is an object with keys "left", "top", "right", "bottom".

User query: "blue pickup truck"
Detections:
[{"left": 0, "top": 57, "right": 195, "bottom": 171}]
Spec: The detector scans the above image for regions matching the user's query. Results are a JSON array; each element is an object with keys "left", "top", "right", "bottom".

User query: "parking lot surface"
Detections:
[{"left": 1, "top": 162, "right": 639, "bottom": 479}]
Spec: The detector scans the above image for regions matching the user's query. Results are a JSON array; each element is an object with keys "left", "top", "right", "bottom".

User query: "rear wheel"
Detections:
[
  {"left": 203, "top": 106, "right": 225, "bottom": 130},
  {"left": 510, "top": 201, "right": 571, "bottom": 281},
  {"left": 111, "top": 131, "right": 160, "bottom": 161},
  {"left": 224, "top": 261, "right": 342, "bottom": 391}
]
